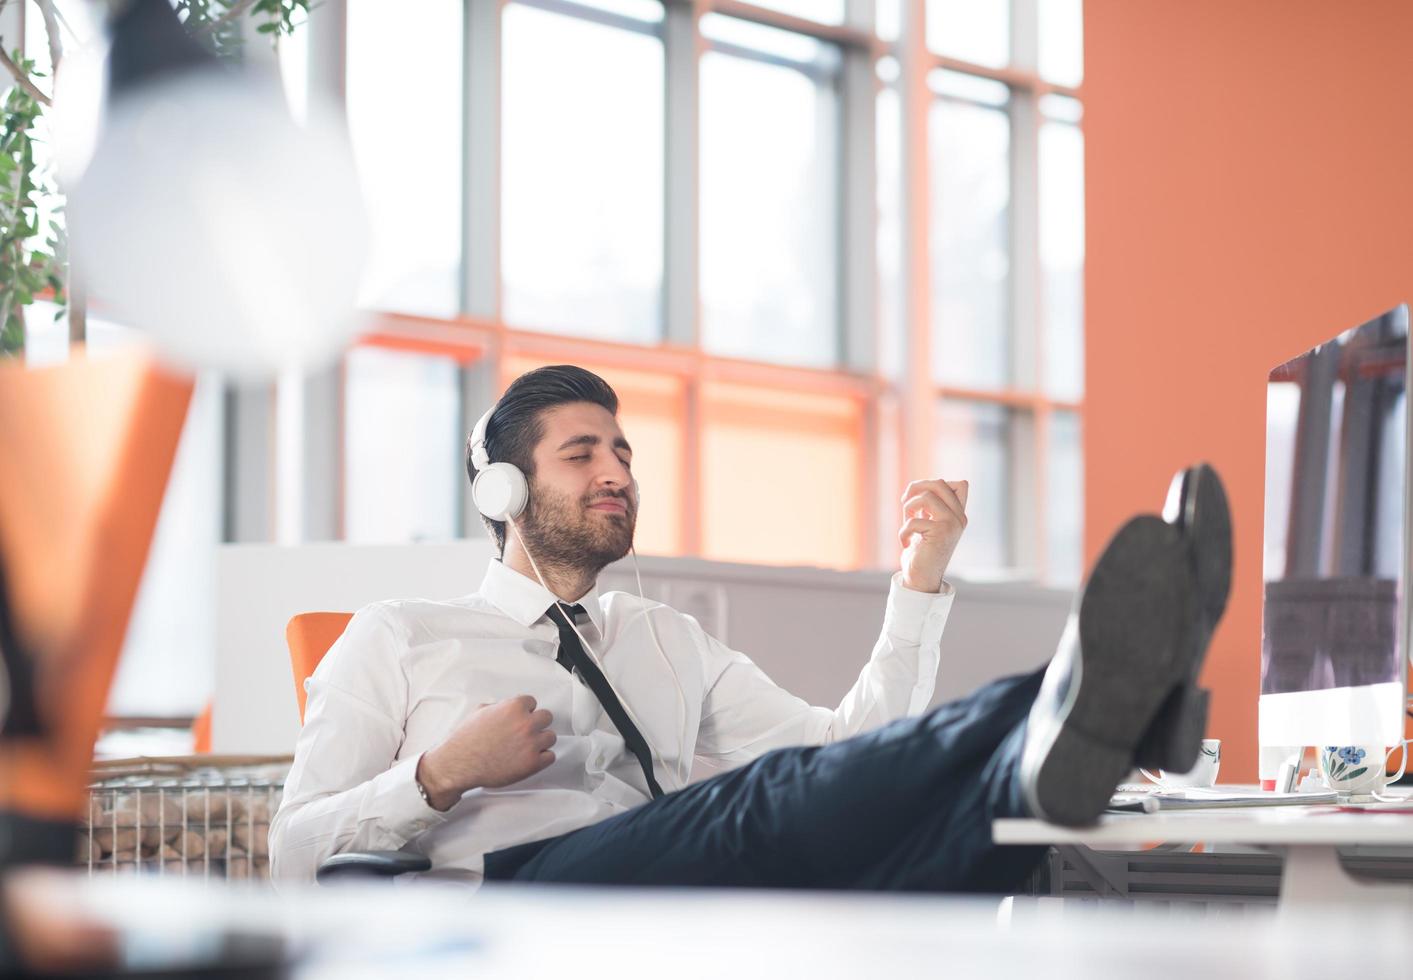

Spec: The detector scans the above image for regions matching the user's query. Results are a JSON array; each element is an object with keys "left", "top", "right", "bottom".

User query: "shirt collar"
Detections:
[{"left": 479, "top": 558, "right": 605, "bottom": 635}]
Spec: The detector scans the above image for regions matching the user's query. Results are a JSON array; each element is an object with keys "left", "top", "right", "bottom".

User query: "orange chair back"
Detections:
[{"left": 286, "top": 612, "right": 354, "bottom": 723}]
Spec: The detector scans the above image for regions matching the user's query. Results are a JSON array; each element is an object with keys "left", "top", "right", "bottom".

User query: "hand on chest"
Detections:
[{"left": 405, "top": 635, "right": 690, "bottom": 749}]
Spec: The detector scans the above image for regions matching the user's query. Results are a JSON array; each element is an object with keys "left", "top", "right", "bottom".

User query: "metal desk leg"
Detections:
[
  {"left": 1053, "top": 846, "right": 1130, "bottom": 899},
  {"left": 1278, "top": 845, "right": 1413, "bottom": 914}
]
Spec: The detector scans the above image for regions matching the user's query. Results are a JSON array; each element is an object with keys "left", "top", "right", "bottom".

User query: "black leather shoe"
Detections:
[
  {"left": 1136, "top": 463, "right": 1233, "bottom": 772},
  {"left": 1018, "top": 465, "right": 1232, "bottom": 826}
]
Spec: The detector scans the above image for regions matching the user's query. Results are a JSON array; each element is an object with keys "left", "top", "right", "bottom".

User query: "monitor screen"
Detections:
[{"left": 1260, "top": 304, "right": 1410, "bottom": 746}]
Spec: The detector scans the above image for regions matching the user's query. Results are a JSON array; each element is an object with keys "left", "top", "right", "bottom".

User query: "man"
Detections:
[{"left": 271, "top": 365, "right": 1230, "bottom": 890}]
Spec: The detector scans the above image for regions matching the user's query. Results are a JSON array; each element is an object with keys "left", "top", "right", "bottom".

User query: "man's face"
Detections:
[{"left": 518, "top": 402, "right": 637, "bottom": 571}]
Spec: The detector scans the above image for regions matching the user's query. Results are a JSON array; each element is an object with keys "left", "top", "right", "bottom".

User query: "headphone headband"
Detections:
[{"left": 468, "top": 404, "right": 494, "bottom": 472}]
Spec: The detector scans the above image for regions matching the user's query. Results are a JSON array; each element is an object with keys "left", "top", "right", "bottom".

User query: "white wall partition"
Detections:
[{"left": 214, "top": 542, "right": 1072, "bottom": 754}]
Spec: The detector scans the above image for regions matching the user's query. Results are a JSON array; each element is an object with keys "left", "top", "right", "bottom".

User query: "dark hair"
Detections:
[{"left": 466, "top": 364, "right": 620, "bottom": 553}]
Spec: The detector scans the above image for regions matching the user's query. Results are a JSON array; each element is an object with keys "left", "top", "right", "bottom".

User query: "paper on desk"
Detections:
[
  {"left": 1108, "top": 787, "right": 1338, "bottom": 812},
  {"left": 1335, "top": 792, "right": 1413, "bottom": 814}
]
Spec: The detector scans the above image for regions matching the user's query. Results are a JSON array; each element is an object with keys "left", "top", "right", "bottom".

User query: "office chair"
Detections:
[{"left": 285, "top": 612, "right": 432, "bottom": 882}]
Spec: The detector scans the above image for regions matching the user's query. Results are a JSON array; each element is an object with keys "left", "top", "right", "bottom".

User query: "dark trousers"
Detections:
[{"left": 483, "top": 669, "right": 1047, "bottom": 893}]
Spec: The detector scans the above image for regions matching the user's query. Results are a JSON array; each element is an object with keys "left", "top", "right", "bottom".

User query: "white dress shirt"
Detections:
[{"left": 270, "top": 558, "right": 955, "bottom": 885}]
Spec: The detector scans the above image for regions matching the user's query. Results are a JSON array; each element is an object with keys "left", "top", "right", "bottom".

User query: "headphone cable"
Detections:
[{"left": 507, "top": 514, "right": 685, "bottom": 792}]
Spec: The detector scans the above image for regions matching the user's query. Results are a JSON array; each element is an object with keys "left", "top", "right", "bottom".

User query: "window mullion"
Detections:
[
  {"left": 1010, "top": 93, "right": 1039, "bottom": 394},
  {"left": 458, "top": 0, "right": 504, "bottom": 536},
  {"left": 664, "top": 0, "right": 701, "bottom": 349},
  {"left": 897, "top": 0, "right": 932, "bottom": 506},
  {"left": 1008, "top": 93, "right": 1041, "bottom": 574},
  {"left": 1011, "top": 0, "right": 1046, "bottom": 575},
  {"left": 458, "top": 358, "right": 501, "bottom": 538},
  {"left": 839, "top": 26, "right": 876, "bottom": 373},
  {"left": 285, "top": 0, "right": 349, "bottom": 544},
  {"left": 841, "top": 0, "right": 877, "bottom": 562},
  {"left": 1033, "top": 402, "right": 1053, "bottom": 579},
  {"left": 665, "top": 0, "right": 703, "bottom": 553},
  {"left": 464, "top": 0, "right": 503, "bottom": 321},
  {"left": 1010, "top": 0, "right": 1039, "bottom": 75}
]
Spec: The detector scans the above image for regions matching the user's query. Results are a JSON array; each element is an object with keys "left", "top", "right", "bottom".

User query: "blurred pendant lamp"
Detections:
[{"left": 65, "top": 0, "right": 369, "bottom": 379}]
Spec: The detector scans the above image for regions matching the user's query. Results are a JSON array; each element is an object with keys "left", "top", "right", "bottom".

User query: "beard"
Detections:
[{"left": 517, "top": 479, "right": 636, "bottom": 576}]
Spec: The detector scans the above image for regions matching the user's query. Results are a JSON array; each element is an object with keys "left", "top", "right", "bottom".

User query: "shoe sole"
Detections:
[
  {"left": 1135, "top": 464, "right": 1234, "bottom": 772},
  {"left": 1021, "top": 515, "right": 1196, "bottom": 826}
]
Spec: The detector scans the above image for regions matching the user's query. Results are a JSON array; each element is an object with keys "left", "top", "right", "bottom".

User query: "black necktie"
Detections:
[{"left": 546, "top": 602, "right": 665, "bottom": 800}]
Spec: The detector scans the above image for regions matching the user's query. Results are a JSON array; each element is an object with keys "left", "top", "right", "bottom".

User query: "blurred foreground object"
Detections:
[
  {"left": 65, "top": 0, "right": 368, "bottom": 378},
  {"left": 0, "top": 349, "right": 191, "bottom": 867}
]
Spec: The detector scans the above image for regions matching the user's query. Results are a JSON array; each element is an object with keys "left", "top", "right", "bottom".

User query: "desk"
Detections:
[
  {"left": 995, "top": 800, "right": 1413, "bottom": 914},
  {"left": 9, "top": 871, "right": 1413, "bottom": 978}
]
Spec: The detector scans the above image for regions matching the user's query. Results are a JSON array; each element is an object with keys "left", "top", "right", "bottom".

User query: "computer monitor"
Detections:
[{"left": 1260, "top": 304, "right": 1411, "bottom": 747}]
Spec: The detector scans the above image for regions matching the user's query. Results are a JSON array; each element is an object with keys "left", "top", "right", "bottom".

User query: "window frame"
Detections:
[{"left": 294, "top": 0, "right": 1084, "bottom": 583}]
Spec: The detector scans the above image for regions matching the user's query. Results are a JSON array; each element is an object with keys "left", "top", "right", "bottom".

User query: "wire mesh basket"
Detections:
[{"left": 79, "top": 756, "right": 290, "bottom": 881}]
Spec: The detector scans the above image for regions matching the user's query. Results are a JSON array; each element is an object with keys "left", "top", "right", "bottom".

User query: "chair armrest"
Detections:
[{"left": 315, "top": 850, "right": 432, "bottom": 883}]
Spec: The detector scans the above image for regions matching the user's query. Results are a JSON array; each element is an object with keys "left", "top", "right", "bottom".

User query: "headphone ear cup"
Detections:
[{"left": 473, "top": 462, "right": 529, "bottom": 522}]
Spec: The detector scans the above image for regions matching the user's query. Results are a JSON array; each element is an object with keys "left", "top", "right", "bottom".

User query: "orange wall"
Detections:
[{"left": 1085, "top": 0, "right": 1413, "bottom": 780}]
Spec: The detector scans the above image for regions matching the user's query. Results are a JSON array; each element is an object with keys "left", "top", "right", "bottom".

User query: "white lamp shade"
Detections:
[{"left": 68, "top": 69, "right": 369, "bottom": 378}]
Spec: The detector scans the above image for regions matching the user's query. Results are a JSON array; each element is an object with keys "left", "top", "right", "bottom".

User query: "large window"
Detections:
[
  {"left": 344, "top": 346, "right": 463, "bottom": 544},
  {"left": 929, "top": 70, "right": 1011, "bottom": 389},
  {"left": 1040, "top": 95, "right": 1085, "bottom": 401},
  {"left": 913, "top": 0, "right": 1086, "bottom": 582},
  {"left": 699, "top": 14, "right": 840, "bottom": 367},
  {"left": 934, "top": 400, "right": 1012, "bottom": 572},
  {"left": 14, "top": 0, "right": 1085, "bottom": 732},
  {"left": 926, "top": 0, "right": 1009, "bottom": 68},
  {"left": 319, "top": 0, "right": 1084, "bottom": 583},
  {"left": 346, "top": 0, "right": 463, "bottom": 315},
  {"left": 501, "top": 2, "right": 665, "bottom": 341}
]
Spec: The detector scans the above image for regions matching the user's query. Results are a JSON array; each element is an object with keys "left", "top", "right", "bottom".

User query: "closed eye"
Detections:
[{"left": 565, "top": 453, "right": 631, "bottom": 468}]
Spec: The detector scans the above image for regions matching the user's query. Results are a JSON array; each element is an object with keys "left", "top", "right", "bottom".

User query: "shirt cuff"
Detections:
[
  {"left": 883, "top": 572, "right": 955, "bottom": 646},
  {"left": 365, "top": 753, "right": 453, "bottom": 847}
]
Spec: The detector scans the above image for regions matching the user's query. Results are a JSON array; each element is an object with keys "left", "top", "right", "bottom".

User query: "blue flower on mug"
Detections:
[{"left": 1323, "top": 745, "right": 1372, "bottom": 783}]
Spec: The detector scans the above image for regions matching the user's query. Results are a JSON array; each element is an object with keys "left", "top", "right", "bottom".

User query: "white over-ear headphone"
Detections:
[
  {"left": 468, "top": 404, "right": 530, "bottom": 522},
  {"left": 468, "top": 403, "right": 640, "bottom": 522}
]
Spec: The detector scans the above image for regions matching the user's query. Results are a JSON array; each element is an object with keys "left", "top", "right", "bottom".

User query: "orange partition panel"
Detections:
[
  {"left": 1086, "top": 0, "right": 1413, "bottom": 779},
  {"left": 700, "top": 382, "right": 863, "bottom": 570},
  {"left": 0, "top": 349, "right": 192, "bottom": 820}
]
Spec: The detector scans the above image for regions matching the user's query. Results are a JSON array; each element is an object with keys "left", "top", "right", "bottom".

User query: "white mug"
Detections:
[
  {"left": 1317, "top": 745, "right": 1392, "bottom": 797},
  {"left": 1142, "top": 739, "right": 1221, "bottom": 789}
]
